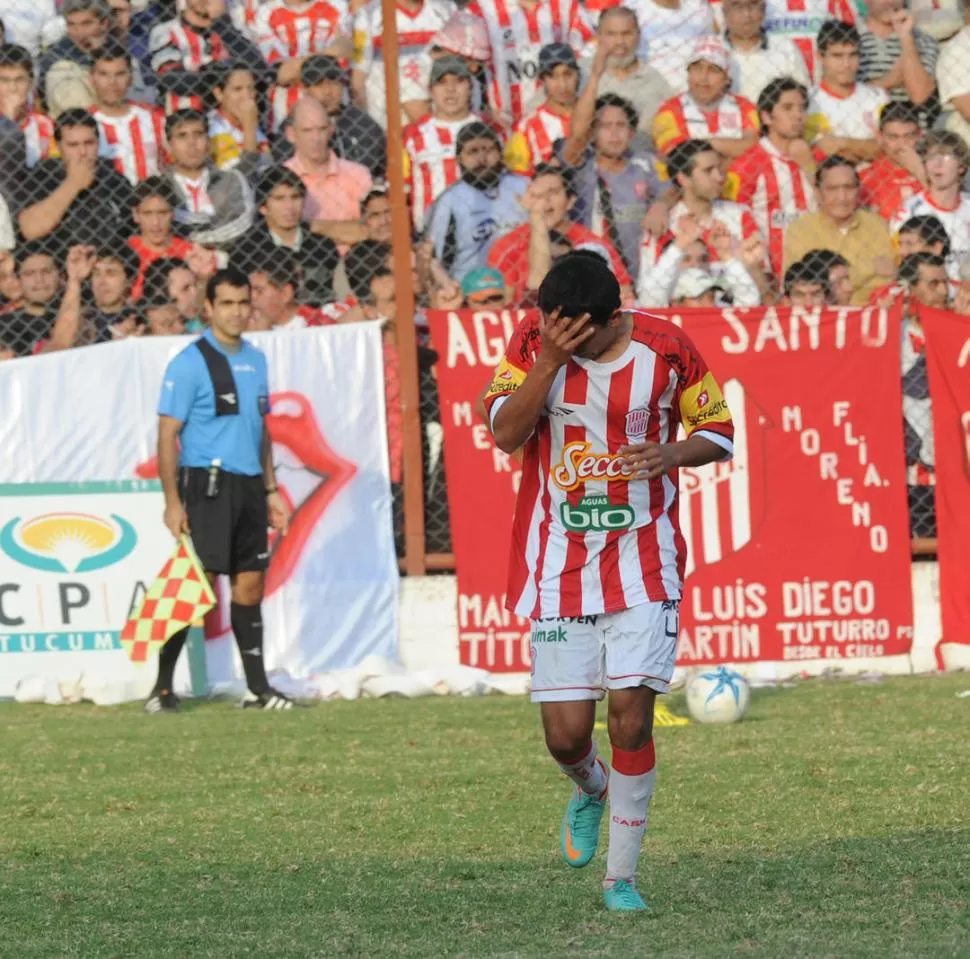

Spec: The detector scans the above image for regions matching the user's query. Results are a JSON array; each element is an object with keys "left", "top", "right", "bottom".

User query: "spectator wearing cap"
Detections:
[
  {"left": 461, "top": 266, "right": 512, "bottom": 308},
  {"left": 488, "top": 163, "right": 632, "bottom": 302},
  {"left": 148, "top": 0, "right": 268, "bottom": 117},
  {"left": 0, "top": 46, "right": 55, "bottom": 169},
  {"left": 624, "top": 0, "right": 714, "bottom": 90},
  {"left": 558, "top": 44, "right": 673, "bottom": 281},
  {"left": 403, "top": 56, "right": 486, "bottom": 229},
  {"left": 423, "top": 121, "right": 529, "bottom": 283},
  {"left": 504, "top": 43, "right": 580, "bottom": 176},
  {"left": 720, "top": 0, "right": 809, "bottom": 104},
  {"left": 670, "top": 268, "right": 729, "bottom": 306},
  {"left": 652, "top": 37, "right": 760, "bottom": 160},
  {"left": 160, "top": 109, "right": 257, "bottom": 250},
  {"left": 207, "top": 63, "right": 271, "bottom": 172},
  {"left": 579, "top": 9, "right": 673, "bottom": 150},
  {"left": 278, "top": 55, "right": 387, "bottom": 178},
  {"left": 38, "top": 0, "right": 111, "bottom": 114},
  {"left": 248, "top": 247, "right": 332, "bottom": 331},
  {"left": 18, "top": 109, "right": 133, "bottom": 258},
  {"left": 252, "top": 0, "right": 352, "bottom": 134},
  {"left": 784, "top": 154, "right": 895, "bottom": 304},
  {"left": 417, "top": 10, "right": 492, "bottom": 120},
  {"left": 127, "top": 178, "right": 195, "bottom": 299},
  {"left": 284, "top": 96, "right": 373, "bottom": 247},
  {"left": 233, "top": 165, "right": 340, "bottom": 305}
]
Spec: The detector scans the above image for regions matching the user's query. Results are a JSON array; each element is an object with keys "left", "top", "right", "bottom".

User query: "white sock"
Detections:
[
  {"left": 556, "top": 740, "right": 608, "bottom": 798},
  {"left": 604, "top": 740, "right": 657, "bottom": 887}
]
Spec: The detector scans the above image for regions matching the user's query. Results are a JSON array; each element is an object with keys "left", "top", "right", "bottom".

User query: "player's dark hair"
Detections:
[
  {"left": 817, "top": 19, "right": 860, "bottom": 54},
  {"left": 205, "top": 267, "right": 250, "bottom": 304},
  {"left": 96, "top": 244, "right": 140, "bottom": 281},
  {"left": 250, "top": 247, "right": 302, "bottom": 293},
  {"left": 784, "top": 259, "right": 828, "bottom": 297},
  {"left": 538, "top": 251, "right": 621, "bottom": 325},
  {"left": 55, "top": 108, "right": 99, "bottom": 143},
  {"left": 594, "top": 93, "right": 639, "bottom": 130},
  {"left": 165, "top": 108, "right": 207, "bottom": 140},
  {"left": 132, "top": 175, "right": 178, "bottom": 211},
  {"left": 898, "top": 214, "right": 951, "bottom": 258},
  {"left": 532, "top": 162, "right": 574, "bottom": 195},
  {"left": 666, "top": 139, "right": 717, "bottom": 182},
  {"left": 256, "top": 165, "right": 307, "bottom": 208},
  {"left": 879, "top": 99, "right": 920, "bottom": 130},
  {"left": 91, "top": 38, "right": 132, "bottom": 68},
  {"left": 815, "top": 153, "right": 859, "bottom": 187},
  {"left": 345, "top": 240, "right": 392, "bottom": 300},
  {"left": 898, "top": 252, "right": 946, "bottom": 285},
  {"left": 0, "top": 43, "right": 34, "bottom": 77},
  {"left": 757, "top": 77, "right": 808, "bottom": 132}
]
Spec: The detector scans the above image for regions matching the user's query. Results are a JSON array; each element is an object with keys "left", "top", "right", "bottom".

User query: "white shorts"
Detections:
[{"left": 529, "top": 601, "right": 679, "bottom": 703}]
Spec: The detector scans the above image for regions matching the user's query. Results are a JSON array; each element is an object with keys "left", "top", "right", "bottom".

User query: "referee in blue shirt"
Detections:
[{"left": 146, "top": 267, "right": 293, "bottom": 712}]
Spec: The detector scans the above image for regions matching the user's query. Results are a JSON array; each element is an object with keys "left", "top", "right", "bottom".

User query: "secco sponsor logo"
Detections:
[
  {"left": 0, "top": 512, "right": 137, "bottom": 574},
  {"left": 551, "top": 441, "right": 635, "bottom": 492}
]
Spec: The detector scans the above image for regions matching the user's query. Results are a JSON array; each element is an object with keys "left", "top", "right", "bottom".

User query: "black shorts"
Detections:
[{"left": 180, "top": 467, "right": 269, "bottom": 575}]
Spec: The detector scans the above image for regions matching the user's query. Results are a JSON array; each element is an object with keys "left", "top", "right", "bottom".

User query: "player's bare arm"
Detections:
[
  {"left": 490, "top": 310, "right": 593, "bottom": 454},
  {"left": 619, "top": 435, "right": 728, "bottom": 481}
]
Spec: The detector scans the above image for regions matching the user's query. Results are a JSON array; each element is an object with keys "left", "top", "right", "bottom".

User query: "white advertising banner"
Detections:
[{"left": 0, "top": 326, "right": 398, "bottom": 699}]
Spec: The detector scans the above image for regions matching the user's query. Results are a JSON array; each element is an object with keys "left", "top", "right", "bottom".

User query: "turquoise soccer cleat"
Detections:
[
  {"left": 560, "top": 789, "right": 605, "bottom": 868},
  {"left": 603, "top": 879, "right": 647, "bottom": 912}
]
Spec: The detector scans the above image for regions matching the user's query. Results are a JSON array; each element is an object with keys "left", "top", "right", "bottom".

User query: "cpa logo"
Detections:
[{"left": 0, "top": 512, "right": 137, "bottom": 573}]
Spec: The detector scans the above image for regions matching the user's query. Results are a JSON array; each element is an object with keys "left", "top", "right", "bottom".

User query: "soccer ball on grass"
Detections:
[{"left": 685, "top": 666, "right": 751, "bottom": 724}]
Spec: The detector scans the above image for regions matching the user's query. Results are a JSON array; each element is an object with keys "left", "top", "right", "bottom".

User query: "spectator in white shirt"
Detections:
[
  {"left": 624, "top": 0, "right": 715, "bottom": 90},
  {"left": 721, "top": 0, "right": 810, "bottom": 102}
]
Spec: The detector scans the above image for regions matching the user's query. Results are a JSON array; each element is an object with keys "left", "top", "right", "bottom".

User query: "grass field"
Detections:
[{"left": 2, "top": 674, "right": 969, "bottom": 959}]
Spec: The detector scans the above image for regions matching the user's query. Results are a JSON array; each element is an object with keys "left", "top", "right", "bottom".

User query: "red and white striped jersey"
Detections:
[
  {"left": 402, "top": 112, "right": 482, "bottom": 228},
  {"left": 890, "top": 191, "right": 970, "bottom": 280},
  {"left": 466, "top": 0, "right": 593, "bottom": 126},
  {"left": 149, "top": 17, "right": 229, "bottom": 113},
  {"left": 763, "top": 0, "right": 858, "bottom": 81},
  {"left": 483, "top": 310, "right": 735, "bottom": 618},
  {"left": 92, "top": 103, "right": 167, "bottom": 185},
  {"left": 172, "top": 171, "right": 216, "bottom": 217},
  {"left": 255, "top": 0, "right": 349, "bottom": 63},
  {"left": 504, "top": 103, "right": 571, "bottom": 175},
  {"left": 638, "top": 199, "right": 761, "bottom": 291},
  {"left": 723, "top": 138, "right": 816, "bottom": 281},
  {"left": 652, "top": 92, "right": 759, "bottom": 157},
  {"left": 20, "top": 111, "right": 54, "bottom": 168}
]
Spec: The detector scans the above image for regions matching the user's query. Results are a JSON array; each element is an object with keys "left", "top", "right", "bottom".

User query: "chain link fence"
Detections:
[{"left": 3, "top": 0, "right": 965, "bottom": 554}]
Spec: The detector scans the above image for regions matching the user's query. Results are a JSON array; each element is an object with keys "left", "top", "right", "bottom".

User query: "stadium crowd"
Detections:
[{"left": 0, "top": 0, "right": 963, "bottom": 539}]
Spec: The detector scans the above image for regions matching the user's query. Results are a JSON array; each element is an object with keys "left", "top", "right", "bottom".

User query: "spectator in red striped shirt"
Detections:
[
  {"left": 89, "top": 42, "right": 166, "bottom": 185},
  {"left": 504, "top": 43, "right": 580, "bottom": 175},
  {"left": 128, "top": 178, "right": 195, "bottom": 299}
]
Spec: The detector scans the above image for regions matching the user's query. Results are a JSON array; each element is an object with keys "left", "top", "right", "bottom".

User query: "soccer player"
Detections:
[
  {"left": 483, "top": 252, "right": 734, "bottom": 911},
  {"left": 149, "top": 267, "right": 293, "bottom": 713}
]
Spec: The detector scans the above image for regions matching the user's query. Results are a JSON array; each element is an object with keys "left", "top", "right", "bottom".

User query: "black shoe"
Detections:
[
  {"left": 241, "top": 688, "right": 296, "bottom": 710},
  {"left": 144, "top": 689, "right": 180, "bottom": 713}
]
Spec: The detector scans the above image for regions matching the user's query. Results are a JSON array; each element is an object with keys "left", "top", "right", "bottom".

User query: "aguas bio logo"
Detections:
[{"left": 0, "top": 512, "right": 137, "bottom": 573}]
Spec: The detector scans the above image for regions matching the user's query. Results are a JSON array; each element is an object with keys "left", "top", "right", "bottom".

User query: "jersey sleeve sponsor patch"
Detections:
[
  {"left": 679, "top": 370, "right": 731, "bottom": 434},
  {"left": 485, "top": 356, "right": 528, "bottom": 398}
]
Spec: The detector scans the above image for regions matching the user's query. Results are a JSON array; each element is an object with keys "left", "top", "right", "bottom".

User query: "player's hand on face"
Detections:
[
  {"left": 267, "top": 490, "right": 290, "bottom": 536},
  {"left": 538, "top": 307, "right": 594, "bottom": 367},
  {"left": 163, "top": 501, "right": 190, "bottom": 539},
  {"left": 618, "top": 441, "right": 680, "bottom": 480}
]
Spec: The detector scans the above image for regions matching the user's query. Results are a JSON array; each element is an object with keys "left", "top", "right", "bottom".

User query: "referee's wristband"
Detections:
[{"left": 265, "top": 486, "right": 278, "bottom": 496}]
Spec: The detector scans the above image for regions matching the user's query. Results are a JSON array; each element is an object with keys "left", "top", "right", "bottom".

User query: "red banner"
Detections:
[
  {"left": 920, "top": 306, "right": 970, "bottom": 661},
  {"left": 428, "top": 307, "right": 915, "bottom": 672}
]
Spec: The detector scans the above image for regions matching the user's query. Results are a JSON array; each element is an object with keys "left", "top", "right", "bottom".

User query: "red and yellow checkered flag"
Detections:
[{"left": 120, "top": 535, "right": 216, "bottom": 664}]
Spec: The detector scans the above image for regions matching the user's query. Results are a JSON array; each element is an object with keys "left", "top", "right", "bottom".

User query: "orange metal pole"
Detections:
[{"left": 381, "top": 1, "right": 426, "bottom": 576}]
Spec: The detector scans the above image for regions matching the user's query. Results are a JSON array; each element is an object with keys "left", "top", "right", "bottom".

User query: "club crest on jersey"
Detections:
[
  {"left": 625, "top": 408, "right": 648, "bottom": 437},
  {"left": 552, "top": 441, "right": 635, "bottom": 492}
]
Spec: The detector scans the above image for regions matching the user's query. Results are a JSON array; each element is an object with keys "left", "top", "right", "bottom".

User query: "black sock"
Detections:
[
  {"left": 231, "top": 602, "right": 269, "bottom": 694},
  {"left": 154, "top": 626, "right": 189, "bottom": 694}
]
